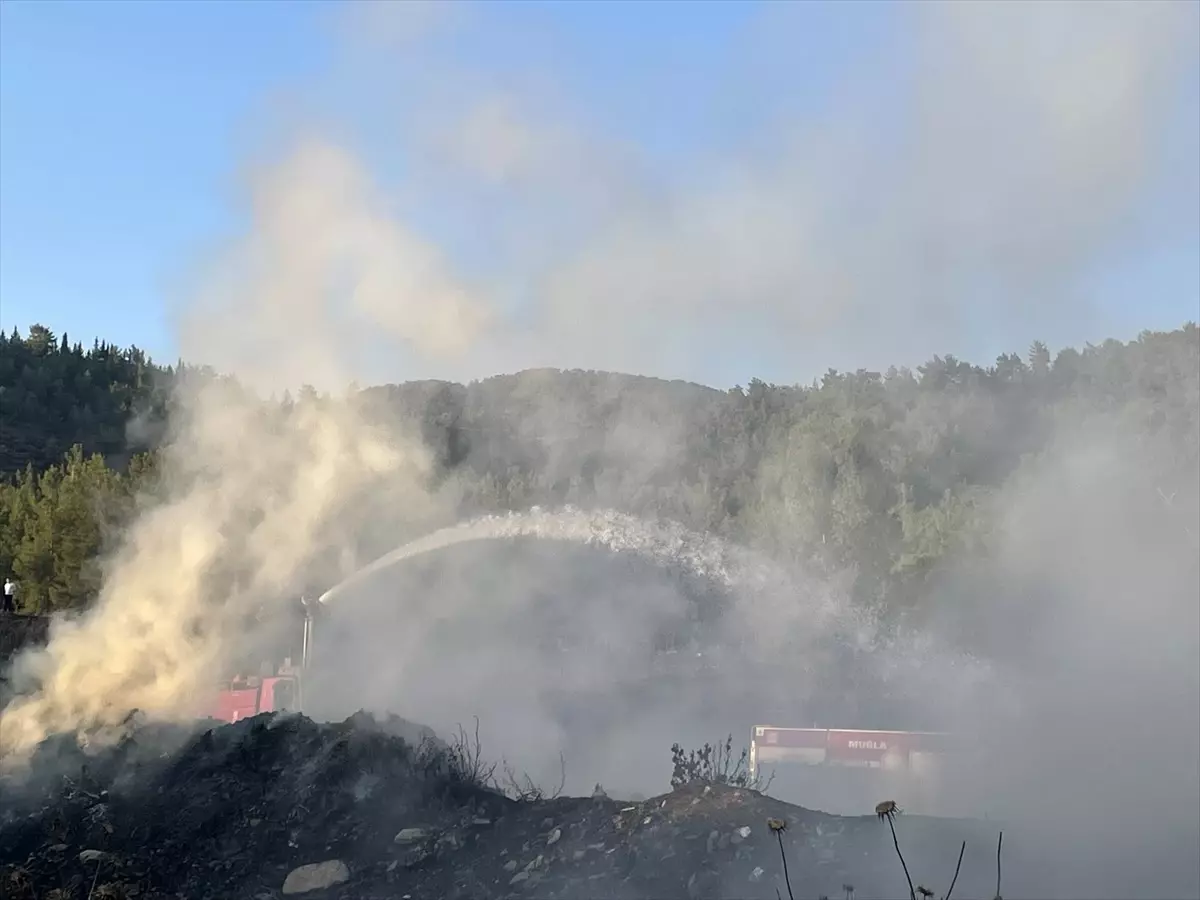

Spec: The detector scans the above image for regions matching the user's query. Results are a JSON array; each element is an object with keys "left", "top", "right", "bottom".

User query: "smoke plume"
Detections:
[
  {"left": 1, "top": 2, "right": 1197, "bottom": 896},
  {"left": 360, "top": 0, "right": 1199, "bottom": 383},
  {"left": 0, "top": 139, "right": 487, "bottom": 759}
]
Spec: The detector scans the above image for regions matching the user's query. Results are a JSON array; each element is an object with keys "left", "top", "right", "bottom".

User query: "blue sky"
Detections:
[
  {"left": 0, "top": 0, "right": 331, "bottom": 358},
  {"left": 1, "top": 0, "right": 1197, "bottom": 388}
]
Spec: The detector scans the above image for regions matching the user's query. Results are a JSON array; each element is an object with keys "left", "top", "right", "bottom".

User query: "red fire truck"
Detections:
[
  {"left": 207, "top": 601, "right": 317, "bottom": 724},
  {"left": 748, "top": 725, "right": 963, "bottom": 816}
]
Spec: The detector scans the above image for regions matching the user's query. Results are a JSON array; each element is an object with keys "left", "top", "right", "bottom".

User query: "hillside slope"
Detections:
[
  {"left": 4, "top": 322, "right": 1196, "bottom": 626},
  {"left": 1, "top": 712, "right": 1011, "bottom": 900}
]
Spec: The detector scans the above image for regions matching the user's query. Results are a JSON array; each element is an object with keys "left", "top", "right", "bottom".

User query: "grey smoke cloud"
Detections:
[
  {"left": 329, "top": 0, "right": 1198, "bottom": 386},
  {"left": 931, "top": 423, "right": 1200, "bottom": 897},
  {"left": 150, "top": 0, "right": 1200, "bottom": 392},
  {"left": 177, "top": 139, "right": 492, "bottom": 395},
  {"left": 335, "top": 0, "right": 462, "bottom": 51},
  {"left": 1, "top": 4, "right": 1196, "bottom": 896}
]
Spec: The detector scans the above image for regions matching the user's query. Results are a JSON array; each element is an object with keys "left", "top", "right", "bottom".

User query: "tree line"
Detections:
[{"left": 1, "top": 321, "right": 1196, "bottom": 629}]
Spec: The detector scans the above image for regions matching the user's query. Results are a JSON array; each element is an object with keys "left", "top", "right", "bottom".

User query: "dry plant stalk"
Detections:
[
  {"left": 501, "top": 751, "right": 566, "bottom": 802},
  {"left": 875, "top": 800, "right": 916, "bottom": 900},
  {"left": 86, "top": 857, "right": 103, "bottom": 900},
  {"left": 994, "top": 830, "right": 1004, "bottom": 900},
  {"left": 767, "top": 817, "right": 794, "bottom": 900},
  {"left": 943, "top": 840, "right": 966, "bottom": 900}
]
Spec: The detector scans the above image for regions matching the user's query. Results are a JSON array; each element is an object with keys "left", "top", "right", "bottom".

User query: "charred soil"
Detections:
[{"left": 1, "top": 712, "right": 1006, "bottom": 900}]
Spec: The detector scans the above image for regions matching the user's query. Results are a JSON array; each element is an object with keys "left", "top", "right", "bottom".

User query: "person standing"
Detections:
[{"left": 2, "top": 577, "right": 16, "bottom": 612}]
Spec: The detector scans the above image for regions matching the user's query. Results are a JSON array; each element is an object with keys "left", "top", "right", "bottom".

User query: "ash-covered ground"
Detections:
[{"left": 0, "top": 711, "right": 1017, "bottom": 900}]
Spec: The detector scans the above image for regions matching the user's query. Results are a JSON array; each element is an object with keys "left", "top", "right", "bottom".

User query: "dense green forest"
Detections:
[{"left": 1, "top": 321, "right": 1197, "bottom": 632}]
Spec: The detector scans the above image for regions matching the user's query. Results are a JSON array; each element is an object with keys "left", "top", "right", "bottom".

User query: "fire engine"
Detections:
[
  {"left": 748, "top": 725, "right": 964, "bottom": 816},
  {"left": 208, "top": 600, "right": 318, "bottom": 723}
]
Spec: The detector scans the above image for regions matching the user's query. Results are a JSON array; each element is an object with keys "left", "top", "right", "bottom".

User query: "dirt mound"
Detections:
[{"left": 0, "top": 712, "right": 1007, "bottom": 900}]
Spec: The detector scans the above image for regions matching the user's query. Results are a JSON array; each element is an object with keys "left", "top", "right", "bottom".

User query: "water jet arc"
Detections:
[
  {"left": 320, "top": 507, "right": 753, "bottom": 602},
  {"left": 317, "top": 506, "right": 814, "bottom": 612},
  {"left": 315, "top": 506, "right": 872, "bottom": 664}
]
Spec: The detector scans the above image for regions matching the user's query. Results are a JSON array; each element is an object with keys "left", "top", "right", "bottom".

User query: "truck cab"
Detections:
[
  {"left": 749, "top": 725, "right": 963, "bottom": 816},
  {"left": 208, "top": 602, "right": 315, "bottom": 724},
  {"left": 209, "top": 670, "right": 302, "bottom": 723}
]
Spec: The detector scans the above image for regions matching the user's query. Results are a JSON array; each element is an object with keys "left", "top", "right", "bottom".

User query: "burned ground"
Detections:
[{"left": 0, "top": 711, "right": 1023, "bottom": 900}]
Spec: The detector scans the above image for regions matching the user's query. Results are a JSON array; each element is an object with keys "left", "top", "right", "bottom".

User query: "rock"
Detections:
[
  {"left": 749, "top": 866, "right": 766, "bottom": 882},
  {"left": 78, "top": 849, "right": 108, "bottom": 863},
  {"left": 509, "top": 871, "right": 530, "bottom": 885},
  {"left": 546, "top": 827, "right": 562, "bottom": 845},
  {"left": 400, "top": 845, "right": 436, "bottom": 870},
  {"left": 503, "top": 860, "right": 519, "bottom": 873},
  {"left": 281, "top": 860, "right": 350, "bottom": 895},
  {"left": 394, "top": 827, "right": 429, "bottom": 845},
  {"left": 733, "top": 825, "right": 752, "bottom": 842}
]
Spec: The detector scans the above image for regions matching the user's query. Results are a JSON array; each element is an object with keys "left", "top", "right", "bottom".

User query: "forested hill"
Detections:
[
  {"left": 1, "top": 321, "right": 1197, "bottom": 625},
  {"left": 0, "top": 325, "right": 170, "bottom": 475},
  {"left": 0, "top": 326, "right": 722, "bottom": 481}
]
